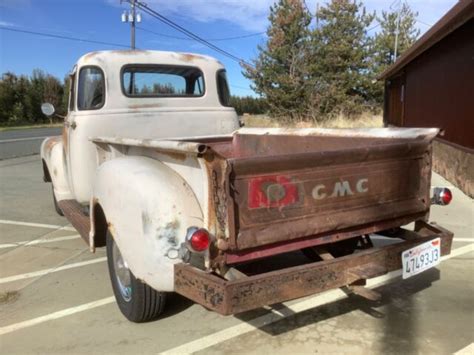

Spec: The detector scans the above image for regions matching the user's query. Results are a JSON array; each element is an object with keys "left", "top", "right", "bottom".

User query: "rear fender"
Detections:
[
  {"left": 90, "top": 156, "right": 203, "bottom": 291},
  {"left": 40, "top": 136, "right": 73, "bottom": 201}
]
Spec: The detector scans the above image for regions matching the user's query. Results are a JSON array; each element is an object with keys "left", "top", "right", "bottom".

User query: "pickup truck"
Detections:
[{"left": 40, "top": 50, "right": 453, "bottom": 322}]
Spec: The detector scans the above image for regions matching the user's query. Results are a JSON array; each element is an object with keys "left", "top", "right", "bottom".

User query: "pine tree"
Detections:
[
  {"left": 370, "top": 2, "right": 419, "bottom": 103},
  {"left": 243, "top": 0, "right": 311, "bottom": 121},
  {"left": 310, "top": 0, "right": 374, "bottom": 117}
]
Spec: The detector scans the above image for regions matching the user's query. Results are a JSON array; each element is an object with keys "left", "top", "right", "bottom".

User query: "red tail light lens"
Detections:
[
  {"left": 440, "top": 188, "right": 452, "bottom": 205},
  {"left": 431, "top": 187, "right": 452, "bottom": 206},
  {"left": 187, "top": 228, "right": 210, "bottom": 252},
  {"left": 248, "top": 175, "right": 299, "bottom": 209}
]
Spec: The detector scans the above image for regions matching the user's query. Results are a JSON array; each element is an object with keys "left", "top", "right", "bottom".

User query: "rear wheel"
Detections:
[
  {"left": 302, "top": 237, "right": 360, "bottom": 261},
  {"left": 106, "top": 231, "right": 166, "bottom": 322}
]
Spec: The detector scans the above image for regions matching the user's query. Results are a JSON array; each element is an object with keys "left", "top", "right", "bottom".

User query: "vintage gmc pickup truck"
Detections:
[{"left": 41, "top": 50, "right": 453, "bottom": 322}]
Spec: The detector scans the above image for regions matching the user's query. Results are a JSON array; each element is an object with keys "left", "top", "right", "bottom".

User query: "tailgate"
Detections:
[{"left": 225, "top": 134, "right": 433, "bottom": 251}]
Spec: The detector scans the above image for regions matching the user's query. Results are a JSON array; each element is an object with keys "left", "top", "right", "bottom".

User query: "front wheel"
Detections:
[{"left": 106, "top": 231, "right": 166, "bottom": 322}]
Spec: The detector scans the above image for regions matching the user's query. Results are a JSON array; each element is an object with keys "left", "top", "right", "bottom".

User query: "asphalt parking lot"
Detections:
[
  {"left": 0, "top": 149, "right": 473, "bottom": 354},
  {"left": 0, "top": 127, "right": 61, "bottom": 160}
]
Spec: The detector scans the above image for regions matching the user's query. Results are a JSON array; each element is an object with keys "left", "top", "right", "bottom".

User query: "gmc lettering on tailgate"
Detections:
[{"left": 248, "top": 175, "right": 369, "bottom": 209}]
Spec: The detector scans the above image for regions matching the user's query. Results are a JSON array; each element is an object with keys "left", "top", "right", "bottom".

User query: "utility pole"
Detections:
[
  {"left": 130, "top": 0, "right": 136, "bottom": 50},
  {"left": 121, "top": 0, "right": 141, "bottom": 50}
]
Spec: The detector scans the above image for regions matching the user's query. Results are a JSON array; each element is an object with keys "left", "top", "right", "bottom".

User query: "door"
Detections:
[
  {"left": 63, "top": 66, "right": 76, "bottom": 195},
  {"left": 67, "top": 65, "right": 106, "bottom": 201},
  {"left": 387, "top": 74, "right": 405, "bottom": 126}
]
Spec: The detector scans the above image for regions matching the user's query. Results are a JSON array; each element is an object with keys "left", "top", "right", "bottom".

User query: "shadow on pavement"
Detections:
[{"left": 233, "top": 268, "right": 440, "bottom": 353}]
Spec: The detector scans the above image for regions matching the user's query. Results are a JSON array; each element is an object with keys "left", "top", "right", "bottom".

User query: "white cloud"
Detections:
[
  {"left": 107, "top": 0, "right": 457, "bottom": 34},
  {"left": 108, "top": 0, "right": 274, "bottom": 32}
]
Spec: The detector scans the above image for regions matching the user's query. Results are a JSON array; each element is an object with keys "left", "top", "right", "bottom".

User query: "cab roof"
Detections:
[{"left": 76, "top": 50, "right": 224, "bottom": 70}]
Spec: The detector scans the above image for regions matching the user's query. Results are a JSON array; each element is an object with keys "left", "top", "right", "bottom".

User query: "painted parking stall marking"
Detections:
[
  {"left": 0, "top": 219, "right": 76, "bottom": 231},
  {"left": 0, "top": 234, "right": 80, "bottom": 249},
  {"left": 0, "top": 257, "right": 107, "bottom": 284}
]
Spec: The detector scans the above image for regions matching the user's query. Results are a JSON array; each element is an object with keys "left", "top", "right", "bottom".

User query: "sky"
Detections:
[{"left": 0, "top": 0, "right": 458, "bottom": 97}]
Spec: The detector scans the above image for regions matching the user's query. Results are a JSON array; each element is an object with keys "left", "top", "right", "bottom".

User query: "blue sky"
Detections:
[{"left": 0, "top": 0, "right": 457, "bottom": 97}]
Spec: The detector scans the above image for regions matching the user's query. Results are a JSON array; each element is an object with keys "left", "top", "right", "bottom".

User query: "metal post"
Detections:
[
  {"left": 131, "top": 0, "right": 136, "bottom": 50},
  {"left": 393, "top": 1, "right": 401, "bottom": 61}
]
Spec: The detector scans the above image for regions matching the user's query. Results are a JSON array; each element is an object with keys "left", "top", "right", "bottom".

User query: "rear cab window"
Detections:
[
  {"left": 77, "top": 66, "right": 105, "bottom": 110},
  {"left": 121, "top": 65, "right": 205, "bottom": 97}
]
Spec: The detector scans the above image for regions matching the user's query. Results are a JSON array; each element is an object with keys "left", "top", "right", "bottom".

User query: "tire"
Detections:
[
  {"left": 106, "top": 231, "right": 166, "bottom": 322},
  {"left": 52, "top": 187, "right": 64, "bottom": 216},
  {"left": 302, "top": 237, "right": 360, "bottom": 261}
]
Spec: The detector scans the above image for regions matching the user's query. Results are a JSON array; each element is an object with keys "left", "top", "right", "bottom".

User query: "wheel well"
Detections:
[
  {"left": 92, "top": 203, "right": 108, "bottom": 248},
  {"left": 42, "top": 160, "right": 52, "bottom": 182}
]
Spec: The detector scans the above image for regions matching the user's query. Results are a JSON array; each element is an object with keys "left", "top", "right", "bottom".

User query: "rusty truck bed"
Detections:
[
  {"left": 194, "top": 128, "right": 439, "bottom": 266},
  {"left": 87, "top": 127, "right": 451, "bottom": 316}
]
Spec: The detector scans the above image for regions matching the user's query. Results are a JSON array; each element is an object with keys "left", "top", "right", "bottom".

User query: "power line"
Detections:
[
  {"left": 416, "top": 19, "right": 433, "bottom": 28},
  {"left": 230, "top": 84, "right": 254, "bottom": 92},
  {"left": 367, "top": 23, "right": 381, "bottom": 32},
  {"left": 0, "top": 26, "right": 129, "bottom": 48},
  {"left": 137, "top": 26, "right": 264, "bottom": 41},
  {"left": 206, "top": 32, "right": 265, "bottom": 41},
  {"left": 129, "top": 0, "right": 252, "bottom": 67}
]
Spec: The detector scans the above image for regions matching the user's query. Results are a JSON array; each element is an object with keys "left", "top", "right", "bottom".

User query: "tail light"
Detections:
[
  {"left": 186, "top": 227, "right": 210, "bottom": 252},
  {"left": 431, "top": 187, "right": 452, "bottom": 206}
]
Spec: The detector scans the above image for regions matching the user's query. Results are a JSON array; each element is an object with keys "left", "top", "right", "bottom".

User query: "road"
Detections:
[
  {"left": 0, "top": 127, "right": 62, "bottom": 160},
  {"left": 0, "top": 151, "right": 473, "bottom": 353}
]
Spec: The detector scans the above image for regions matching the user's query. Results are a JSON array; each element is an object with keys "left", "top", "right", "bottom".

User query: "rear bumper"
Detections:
[{"left": 174, "top": 221, "right": 453, "bottom": 315}]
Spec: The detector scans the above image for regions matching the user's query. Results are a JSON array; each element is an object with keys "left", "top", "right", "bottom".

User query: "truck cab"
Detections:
[{"left": 42, "top": 50, "right": 239, "bottom": 204}]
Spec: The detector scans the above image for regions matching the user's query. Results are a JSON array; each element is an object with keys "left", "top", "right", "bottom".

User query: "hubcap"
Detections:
[{"left": 112, "top": 242, "right": 132, "bottom": 302}]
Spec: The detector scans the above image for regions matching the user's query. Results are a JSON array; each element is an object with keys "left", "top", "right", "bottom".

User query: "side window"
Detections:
[
  {"left": 77, "top": 66, "right": 105, "bottom": 110},
  {"left": 217, "top": 70, "right": 231, "bottom": 107}
]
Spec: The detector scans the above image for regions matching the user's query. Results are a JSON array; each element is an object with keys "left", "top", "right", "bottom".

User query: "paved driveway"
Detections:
[{"left": 0, "top": 155, "right": 473, "bottom": 354}]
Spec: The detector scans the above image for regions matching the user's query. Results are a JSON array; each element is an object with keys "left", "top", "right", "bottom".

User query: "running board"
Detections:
[{"left": 57, "top": 200, "right": 90, "bottom": 244}]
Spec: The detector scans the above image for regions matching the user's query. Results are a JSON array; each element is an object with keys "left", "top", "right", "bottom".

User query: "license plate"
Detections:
[{"left": 402, "top": 238, "right": 441, "bottom": 279}]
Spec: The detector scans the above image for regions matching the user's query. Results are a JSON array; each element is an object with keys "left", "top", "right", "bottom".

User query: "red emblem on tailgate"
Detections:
[{"left": 248, "top": 175, "right": 299, "bottom": 209}]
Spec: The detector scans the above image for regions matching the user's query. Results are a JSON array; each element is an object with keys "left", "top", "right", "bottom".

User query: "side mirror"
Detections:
[{"left": 41, "top": 103, "right": 55, "bottom": 117}]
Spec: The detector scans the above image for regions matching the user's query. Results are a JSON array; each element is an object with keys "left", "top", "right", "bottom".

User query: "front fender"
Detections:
[
  {"left": 40, "top": 136, "right": 72, "bottom": 201},
  {"left": 91, "top": 156, "right": 203, "bottom": 292}
]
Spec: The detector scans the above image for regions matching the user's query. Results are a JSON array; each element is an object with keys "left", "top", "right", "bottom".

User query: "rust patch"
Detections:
[
  {"left": 46, "top": 137, "right": 60, "bottom": 151},
  {"left": 62, "top": 126, "right": 68, "bottom": 153},
  {"left": 175, "top": 222, "right": 453, "bottom": 315},
  {"left": 107, "top": 222, "right": 116, "bottom": 238},
  {"left": 179, "top": 53, "right": 202, "bottom": 62},
  {"left": 128, "top": 103, "right": 161, "bottom": 109}
]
